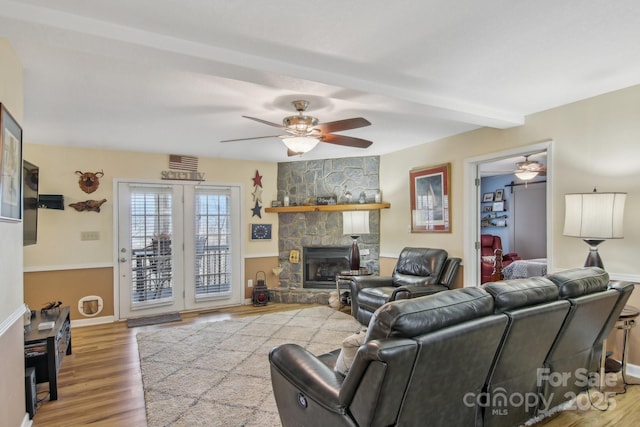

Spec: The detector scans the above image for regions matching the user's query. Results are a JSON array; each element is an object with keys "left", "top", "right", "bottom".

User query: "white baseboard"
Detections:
[
  {"left": 625, "top": 362, "right": 640, "bottom": 378},
  {"left": 71, "top": 315, "right": 115, "bottom": 328},
  {"left": 21, "top": 413, "right": 32, "bottom": 427}
]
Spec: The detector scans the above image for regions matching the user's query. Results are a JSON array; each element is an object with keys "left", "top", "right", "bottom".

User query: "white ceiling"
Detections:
[{"left": 2, "top": 0, "right": 640, "bottom": 163}]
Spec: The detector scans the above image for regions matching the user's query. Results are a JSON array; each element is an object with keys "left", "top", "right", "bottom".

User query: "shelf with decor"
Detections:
[
  {"left": 481, "top": 210, "right": 508, "bottom": 227},
  {"left": 265, "top": 202, "right": 390, "bottom": 213}
]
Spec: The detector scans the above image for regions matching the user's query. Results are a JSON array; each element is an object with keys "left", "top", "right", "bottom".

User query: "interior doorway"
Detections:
[{"left": 463, "top": 140, "right": 553, "bottom": 286}]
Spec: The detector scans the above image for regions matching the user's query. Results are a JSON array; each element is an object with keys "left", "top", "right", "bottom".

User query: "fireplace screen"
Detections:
[{"left": 303, "top": 246, "right": 350, "bottom": 288}]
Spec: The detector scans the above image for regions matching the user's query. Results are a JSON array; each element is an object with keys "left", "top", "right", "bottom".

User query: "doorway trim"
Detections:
[{"left": 463, "top": 140, "right": 554, "bottom": 287}]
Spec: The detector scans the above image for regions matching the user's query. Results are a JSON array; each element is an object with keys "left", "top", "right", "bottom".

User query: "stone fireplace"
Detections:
[{"left": 275, "top": 156, "right": 381, "bottom": 288}]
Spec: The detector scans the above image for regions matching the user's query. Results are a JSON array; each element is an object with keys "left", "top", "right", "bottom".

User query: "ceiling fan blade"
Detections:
[
  {"left": 220, "top": 134, "right": 283, "bottom": 143},
  {"left": 314, "top": 117, "right": 371, "bottom": 133},
  {"left": 321, "top": 133, "right": 373, "bottom": 148},
  {"left": 242, "top": 116, "right": 287, "bottom": 130}
]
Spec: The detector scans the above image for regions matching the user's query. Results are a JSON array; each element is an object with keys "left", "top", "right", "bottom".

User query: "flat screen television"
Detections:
[{"left": 23, "top": 160, "right": 39, "bottom": 246}]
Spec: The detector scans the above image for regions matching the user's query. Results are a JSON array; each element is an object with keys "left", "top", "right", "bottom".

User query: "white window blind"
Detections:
[
  {"left": 194, "top": 187, "right": 232, "bottom": 297},
  {"left": 129, "top": 185, "right": 174, "bottom": 303}
]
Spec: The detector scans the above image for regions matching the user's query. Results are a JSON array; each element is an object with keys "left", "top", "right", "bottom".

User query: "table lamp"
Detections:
[
  {"left": 343, "top": 211, "right": 370, "bottom": 271},
  {"left": 563, "top": 189, "right": 626, "bottom": 269}
]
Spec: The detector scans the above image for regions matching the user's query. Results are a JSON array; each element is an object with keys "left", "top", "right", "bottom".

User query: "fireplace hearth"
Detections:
[{"left": 304, "top": 246, "right": 350, "bottom": 289}]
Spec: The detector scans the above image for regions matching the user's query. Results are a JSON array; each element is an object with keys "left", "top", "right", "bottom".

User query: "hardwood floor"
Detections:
[{"left": 32, "top": 303, "right": 639, "bottom": 426}]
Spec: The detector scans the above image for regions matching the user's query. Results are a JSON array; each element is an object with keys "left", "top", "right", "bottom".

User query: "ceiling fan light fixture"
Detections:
[
  {"left": 283, "top": 115, "right": 319, "bottom": 133},
  {"left": 514, "top": 170, "right": 539, "bottom": 180},
  {"left": 282, "top": 136, "right": 320, "bottom": 154}
]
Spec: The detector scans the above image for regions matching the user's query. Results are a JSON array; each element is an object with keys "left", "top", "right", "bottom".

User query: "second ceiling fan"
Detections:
[{"left": 221, "top": 100, "right": 373, "bottom": 156}]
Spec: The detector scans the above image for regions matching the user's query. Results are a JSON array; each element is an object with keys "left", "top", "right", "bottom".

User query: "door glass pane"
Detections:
[
  {"left": 195, "top": 187, "right": 232, "bottom": 298},
  {"left": 129, "top": 186, "right": 174, "bottom": 304}
]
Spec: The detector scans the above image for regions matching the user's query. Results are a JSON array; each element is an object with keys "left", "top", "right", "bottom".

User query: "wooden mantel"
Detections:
[{"left": 265, "top": 202, "right": 390, "bottom": 213}]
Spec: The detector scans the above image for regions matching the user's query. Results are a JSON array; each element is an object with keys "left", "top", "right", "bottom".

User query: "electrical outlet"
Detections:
[
  {"left": 248, "top": 279, "right": 253, "bottom": 288},
  {"left": 81, "top": 231, "right": 100, "bottom": 241}
]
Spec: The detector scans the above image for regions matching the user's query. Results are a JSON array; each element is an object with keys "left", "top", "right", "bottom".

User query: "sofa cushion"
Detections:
[
  {"left": 483, "top": 277, "right": 559, "bottom": 313},
  {"left": 546, "top": 267, "right": 609, "bottom": 298},
  {"left": 366, "top": 287, "right": 494, "bottom": 340}
]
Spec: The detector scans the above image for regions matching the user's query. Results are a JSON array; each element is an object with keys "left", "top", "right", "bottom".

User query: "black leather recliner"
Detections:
[
  {"left": 539, "top": 267, "right": 634, "bottom": 413},
  {"left": 481, "top": 277, "right": 571, "bottom": 427},
  {"left": 269, "top": 288, "right": 508, "bottom": 427},
  {"left": 349, "top": 247, "right": 461, "bottom": 325}
]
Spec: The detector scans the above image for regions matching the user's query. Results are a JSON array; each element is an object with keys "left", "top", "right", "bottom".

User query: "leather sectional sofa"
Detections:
[{"left": 269, "top": 267, "right": 633, "bottom": 427}]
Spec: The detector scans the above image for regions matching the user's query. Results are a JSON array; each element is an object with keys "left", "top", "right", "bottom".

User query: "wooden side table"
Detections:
[{"left": 335, "top": 270, "right": 372, "bottom": 310}]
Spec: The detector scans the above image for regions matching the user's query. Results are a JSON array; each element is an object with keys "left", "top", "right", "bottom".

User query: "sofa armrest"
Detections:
[
  {"left": 269, "top": 344, "right": 345, "bottom": 412},
  {"left": 390, "top": 284, "right": 449, "bottom": 301},
  {"left": 351, "top": 275, "right": 393, "bottom": 290}
]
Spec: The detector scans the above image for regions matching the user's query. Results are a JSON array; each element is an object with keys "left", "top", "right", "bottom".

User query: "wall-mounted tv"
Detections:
[{"left": 23, "top": 160, "right": 38, "bottom": 246}]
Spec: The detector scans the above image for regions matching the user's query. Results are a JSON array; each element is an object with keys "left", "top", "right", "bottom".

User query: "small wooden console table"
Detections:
[{"left": 24, "top": 306, "right": 72, "bottom": 400}]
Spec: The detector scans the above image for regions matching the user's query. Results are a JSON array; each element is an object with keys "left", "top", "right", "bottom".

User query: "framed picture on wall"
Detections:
[
  {"left": 0, "top": 103, "right": 23, "bottom": 221},
  {"left": 250, "top": 223, "right": 272, "bottom": 240},
  {"left": 482, "top": 192, "right": 494, "bottom": 202},
  {"left": 495, "top": 189, "right": 504, "bottom": 202},
  {"left": 410, "top": 163, "right": 451, "bottom": 233}
]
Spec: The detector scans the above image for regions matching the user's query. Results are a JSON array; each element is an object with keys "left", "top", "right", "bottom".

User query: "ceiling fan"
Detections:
[
  {"left": 482, "top": 154, "right": 547, "bottom": 180},
  {"left": 514, "top": 155, "right": 547, "bottom": 180},
  {"left": 220, "top": 100, "right": 373, "bottom": 156}
]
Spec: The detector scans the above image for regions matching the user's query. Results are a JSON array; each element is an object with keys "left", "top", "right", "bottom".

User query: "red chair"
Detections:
[{"left": 480, "top": 234, "right": 520, "bottom": 283}]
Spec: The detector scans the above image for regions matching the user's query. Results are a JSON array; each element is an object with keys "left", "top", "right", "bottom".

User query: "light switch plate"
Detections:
[{"left": 81, "top": 231, "right": 100, "bottom": 241}]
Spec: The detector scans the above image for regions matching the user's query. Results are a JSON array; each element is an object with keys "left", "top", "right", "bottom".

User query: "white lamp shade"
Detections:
[
  {"left": 282, "top": 136, "right": 320, "bottom": 154},
  {"left": 343, "top": 211, "right": 370, "bottom": 236},
  {"left": 563, "top": 192, "right": 626, "bottom": 239}
]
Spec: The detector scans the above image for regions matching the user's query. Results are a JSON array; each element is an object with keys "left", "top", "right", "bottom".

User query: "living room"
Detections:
[{"left": 2, "top": 3, "right": 640, "bottom": 426}]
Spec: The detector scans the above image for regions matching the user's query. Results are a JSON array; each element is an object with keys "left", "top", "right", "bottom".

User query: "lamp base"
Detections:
[
  {"left": 583, "top": 239, "right": 605, "bottom": 269},
  {"left": 348, "top": 236, "right": 361, "bottom": 271}
]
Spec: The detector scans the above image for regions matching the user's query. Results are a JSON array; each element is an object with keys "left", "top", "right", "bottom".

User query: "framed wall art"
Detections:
[
  {"left": 250, "top": 223, "right": 272, "bottom": 240},
  {"left": 0, "top": 103, "right": 23, "bottom": 221},
  {"left": 410, "top": 163, "right": 451, "bottom": 233},
  {"left": 482, "top": 192, "right": 494, "bottom": 202},
  {"left": 495, "top": 188, "right": 504, "bottom": 202}
]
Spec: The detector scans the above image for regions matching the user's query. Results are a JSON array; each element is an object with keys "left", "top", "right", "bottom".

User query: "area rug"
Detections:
[
  {"left": 136, "top": 306, "right": 362, "bottom": 426},
  {"left": 128, "top": 312, "right": 182, "bottom": 328}
]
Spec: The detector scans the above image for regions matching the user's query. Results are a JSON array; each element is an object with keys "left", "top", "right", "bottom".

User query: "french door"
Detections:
[{"left": 116, "top": 181, "right": 242, "bottom": 319}]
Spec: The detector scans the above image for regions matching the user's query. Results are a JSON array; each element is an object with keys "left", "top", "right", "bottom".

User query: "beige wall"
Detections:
[
  {"left": 378, "top": 84, "right": 640, "bottom": 364},
  {"left": 23, "top": 144, "right": 280, "bottom": 316},
  {"left": 379, "top": 85, "right": 640, "bottom": 274},
  {"left": 0, "top": 38, "right": 28, "bottom": 427},
  {"left": 23, "top": 145, "right": 279, "bottom": 267}
]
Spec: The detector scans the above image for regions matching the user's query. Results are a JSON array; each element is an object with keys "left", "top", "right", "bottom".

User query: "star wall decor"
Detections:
[
  {"left": 251, "top": 200, "right": 262, "bottom": 218},
  {"left": 252, "top": 170, "right": 263, "bottom": 188},
  {"left": 252, "top": 186, "right": 263, "bottom": 203}
]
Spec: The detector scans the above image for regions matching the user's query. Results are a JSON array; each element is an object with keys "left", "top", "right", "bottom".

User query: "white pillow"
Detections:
[{"left": 335, "top": 329, "right": 366, "bottom": 375}]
